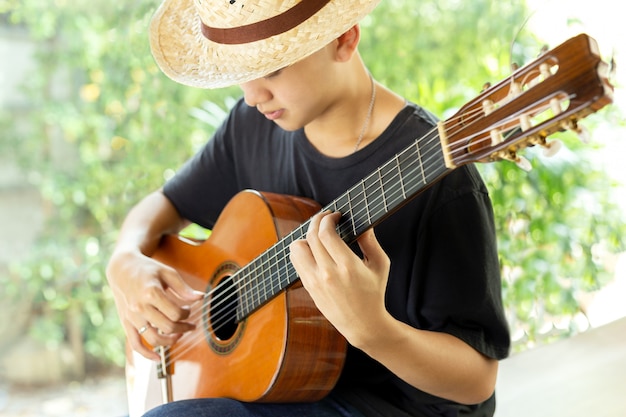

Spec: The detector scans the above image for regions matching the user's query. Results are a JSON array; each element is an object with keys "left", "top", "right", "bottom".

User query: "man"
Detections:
[{"left": 106, "top": 0, "right": 511, "bottom": 416}]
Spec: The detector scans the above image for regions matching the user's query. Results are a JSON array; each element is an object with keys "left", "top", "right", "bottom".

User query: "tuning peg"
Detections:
[
  {"left": 561, "top": 119, "right": 591, "bottom": 144},
  {"left": 482, "top": 82, "right": 491, "bottom": 92},
  {"left": 515, "top": 155, "right": 532, "bottom": 171},
  {"left": 498, "top": 150, "right": 532, "bottom": 171},
  {"left": 542, "top": 139, "right": 562, "bottom": 157},
  {"left": 576, "top": 125, "right": 590, "bottom": 144}
]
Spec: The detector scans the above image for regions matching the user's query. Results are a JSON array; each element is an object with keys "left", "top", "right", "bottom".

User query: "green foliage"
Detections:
[
  {"left": 484, "top": 129, "right": 625, "bottom": 348},
  {"left": 1, "top": 0, "right": 233, "bottom": 367},
  {"left": 362, "top": 1, "right": 626, "bottom": 350},
  {"left": 360, "top": 0, "right": 536, "bottom": 115},
  {"left": 1, "top": 0, "right": 624, "bottom": 372}
]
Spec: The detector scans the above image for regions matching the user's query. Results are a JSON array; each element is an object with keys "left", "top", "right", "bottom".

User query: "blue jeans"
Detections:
[{"left": 142, "top": 396, "right": 366, "bottom": 417}]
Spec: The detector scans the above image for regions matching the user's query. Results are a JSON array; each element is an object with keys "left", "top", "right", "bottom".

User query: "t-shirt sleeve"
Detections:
[
  {"left": 162, "top": 102, "right": 245, "bottom": 230},
  {"left": 416, "top": 166, "right": 510, "bottom": 360}
]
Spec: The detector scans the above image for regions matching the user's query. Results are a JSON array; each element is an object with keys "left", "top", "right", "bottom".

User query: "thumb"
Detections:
[
  {"left": 160, "top": 265, "right": 205, "bottom": 302},
  {"left": 357, "top": 228, "right": 390, "bottom": 273}
]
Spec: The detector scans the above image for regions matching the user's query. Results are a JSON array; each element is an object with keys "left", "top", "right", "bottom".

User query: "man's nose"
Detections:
[{"left": 240, "top": 80, "right": 272, "bottom": 107}]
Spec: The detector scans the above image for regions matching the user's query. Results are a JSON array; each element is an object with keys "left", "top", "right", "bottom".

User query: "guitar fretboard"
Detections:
[{"left": 235, "top": 129, "right": 451, "bottom": 320}]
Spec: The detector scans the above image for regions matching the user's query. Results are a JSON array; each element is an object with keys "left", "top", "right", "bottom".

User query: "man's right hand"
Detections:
[{"left": 105, "top": 190, "right": 204, "bottom": 360}]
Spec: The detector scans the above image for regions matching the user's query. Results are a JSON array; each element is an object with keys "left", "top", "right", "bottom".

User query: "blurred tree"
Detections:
[
  {"left": 0, "top": 0, "right": 623, "bottom": 374},
  {"left": 358, "top": 0, "right": 625, "bottom": 350},
  {"left": 1, "top": 0, "right": 237, "bottom": 368}
]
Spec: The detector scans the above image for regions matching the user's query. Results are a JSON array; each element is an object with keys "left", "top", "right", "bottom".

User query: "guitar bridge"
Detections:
[{"left": 156, "top": 345, "right": 173, "bottom": 403}]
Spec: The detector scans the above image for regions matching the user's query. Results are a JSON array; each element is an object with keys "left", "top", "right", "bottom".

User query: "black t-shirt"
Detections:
[{"left": 163, "top": 98, "right": 511, "bottom": 417}]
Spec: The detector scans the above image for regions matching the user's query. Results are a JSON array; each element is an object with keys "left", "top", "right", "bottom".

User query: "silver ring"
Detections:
[{"left": 138, "top": 325, "right": 149, "bottom": 335}]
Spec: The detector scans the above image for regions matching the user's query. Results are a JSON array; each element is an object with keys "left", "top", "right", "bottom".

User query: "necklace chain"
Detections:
[{"left": 353, "top": 73, "right": 377, "bottom": 153}]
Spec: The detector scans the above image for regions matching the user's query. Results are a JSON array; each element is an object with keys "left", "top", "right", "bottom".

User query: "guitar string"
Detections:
[
  {"left": 162, "top": 92, "right": 570, "bottom": 364},
  {"left": 169, "top": 81, "right": 578, "bottom": 363},
  {"left": 162, "top": 126, "right": 444, "bottom": 363},
  {"left": 163, "top": 124, "right": 448, "bottom": 362},
  {"left": 163, "top": 94, "right": 564, "bottom": 365},
  {"left": 162, "top": 94, "right": 562, "bottom": 364},
  {"left": 162, "top": 125, "right": 488, "bottom": 359},
  {"left": 180, "top": 61, "right": 544, "bottom": 328}
]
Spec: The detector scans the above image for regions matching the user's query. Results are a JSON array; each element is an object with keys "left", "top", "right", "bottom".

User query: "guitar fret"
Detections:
[
  {"left": 242, "top": 268, "right": 250, "bottom": 316},
  {"left": 246, "top": 270, "right": 253, "bottom": 318},
  {"left": 348, "top": 183, "right": 369, "bottom": 238},
  {"left": 276, "top": 242, "right": 290, "bottom": 290},
  {"left": 377, "top": 169, "right": 388, "bottom": 212},
  {"left": 235, "top": 271, "right": 246, "bottom": 320},
  {"left": 238, "top": 262, "right": 254, "bottom": 319},
  {"left": 401, "top": 147, "right": 418, "bottom": 196},
  {"left": 361, "top": 179, "right": 372, "bottom": 225},
  {"left": 415, "top": 141, "right": 427, "bottom": 184},
  {"left": 237, "top": 133, "right": 452, "bottom": 320},
  {"left": 363, "top": 171, "right": 385, "bottom": 221},
  {"left": 284, "top": 262, "right": 296, "bottom": 289},
  {"left": 379, "top": 157, "right": 403, "bottom": 209},
  {"left": 269, "top": 251, "right": 276, "bottom": 298},
  {"left": 273, "top": 246, "right": 283, "bottom": 294},
  {"left": 254, "top": 257, "right": 263, "bottom": 308},
  {"left": 281, "top": 229, "right": 301, "bottom": 290},
  {"left": 394, "top": 154, "right": 407, "bottom": 200},
  {"left": 347, "top": 189, "right": 356, "bottom": 238},
  {"left": 332, "top": 193, "right": 351, "bottom": 241},
  {"left": 424, "top": 138, "right": 447, "bottom": 185},
  {"left": 251, "top": 264, "right": 267, "bottom": 315},
  {"left": 142, "top": 35, "right": 614, "bottom": 404}
]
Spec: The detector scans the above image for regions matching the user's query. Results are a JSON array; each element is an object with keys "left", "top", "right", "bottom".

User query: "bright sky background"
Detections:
[
  {"left": 524, "top": 0, "right": 626, "bottom": 326},
  {"left": 525, "top": 0, "right": 624, "bottom": 100},
  {"left": 525, "top": 0, "right": 626, "bottom": 208}
]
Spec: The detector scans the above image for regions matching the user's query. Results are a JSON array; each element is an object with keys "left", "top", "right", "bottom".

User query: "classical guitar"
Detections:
[{"left": 125, "top": 33, "right": 613, "bottom": 416}]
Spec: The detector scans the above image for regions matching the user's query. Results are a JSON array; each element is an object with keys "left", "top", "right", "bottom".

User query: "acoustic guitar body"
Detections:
[
  {"left": 124, "top": 34, "right": 614, "bottom": 416},
  {"left": 126, "top": 190, "right": 347, "bottom": 416}
]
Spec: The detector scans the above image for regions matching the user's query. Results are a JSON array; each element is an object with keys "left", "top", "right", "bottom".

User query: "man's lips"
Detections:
[{"left": 263, "top": 109, "right": 284, "bottom": 121}]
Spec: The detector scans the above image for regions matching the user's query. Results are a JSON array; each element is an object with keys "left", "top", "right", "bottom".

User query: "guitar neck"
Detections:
[
  {"left": 327, "top": 129, "right": 450, "bottom": 242},
  {"left": 236, "top": 129, "right": 450, "bottom": 320},
  {"left": 236, "top": 33, "right": 614, "bottom": 320}
]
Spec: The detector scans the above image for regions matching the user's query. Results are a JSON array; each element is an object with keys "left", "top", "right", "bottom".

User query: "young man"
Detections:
[{"left": 106, "top": 0, "right": 511, "bottom": 416}]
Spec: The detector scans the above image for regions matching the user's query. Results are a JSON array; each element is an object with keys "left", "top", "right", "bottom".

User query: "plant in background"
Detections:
[
  {"left": 482, "top": 122, "right": 626, "bottom": 350},
  {"left": 360, "top": 0, "right": 626, "bottom": 350},
  {"left": 0, "top": 0, "right": 624, "bottom": 375},
  {"left": 1, "top": 0, "right": 235, "bottom": 368}
]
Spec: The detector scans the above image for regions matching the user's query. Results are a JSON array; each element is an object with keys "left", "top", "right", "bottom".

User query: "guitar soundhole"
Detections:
[
  {"left": 210, "top": 274, "right": 238, "bottom": 341},
  {"left": 204, "top": 262, "right": 246, "bottom": 355}
]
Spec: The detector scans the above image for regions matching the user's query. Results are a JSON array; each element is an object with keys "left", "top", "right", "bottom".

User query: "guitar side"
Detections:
[
  {"left": 124, "top": 33, "right": 615, "bottom": 416},
  {"left": 125, "top": 190, "right": 347, "bottom": 416}
]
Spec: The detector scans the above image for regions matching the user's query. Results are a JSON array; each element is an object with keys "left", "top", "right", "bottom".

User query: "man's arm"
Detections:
[
  {"left": 290, "top": 211, "right": 498, "bottom": 405},
  {"left": 106, "top": 190, "right": 203, "bottom": 360}
]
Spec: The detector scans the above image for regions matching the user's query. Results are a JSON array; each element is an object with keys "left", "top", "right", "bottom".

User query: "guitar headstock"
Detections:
[{"left": 440, "top": 33, "right": 614, "bottom": 169}]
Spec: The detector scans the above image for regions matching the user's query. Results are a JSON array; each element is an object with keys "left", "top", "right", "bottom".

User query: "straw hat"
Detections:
[{"left": 149, "top": 0, "right": 381, "bottom": 89}]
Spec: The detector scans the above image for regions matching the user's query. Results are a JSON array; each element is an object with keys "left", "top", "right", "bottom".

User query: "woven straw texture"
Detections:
[{"left": 150, "top": 0, "right": 380, "bottom": 89}]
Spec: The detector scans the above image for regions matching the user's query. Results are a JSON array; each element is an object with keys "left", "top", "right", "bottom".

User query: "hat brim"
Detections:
[{"left": 149, "top": 0, "right": 380, "bottom": 89}]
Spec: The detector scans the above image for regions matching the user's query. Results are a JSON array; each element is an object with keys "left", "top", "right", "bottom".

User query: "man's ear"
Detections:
[{"left": 335, "top": 24, "right": 360, "bottom": 62}]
